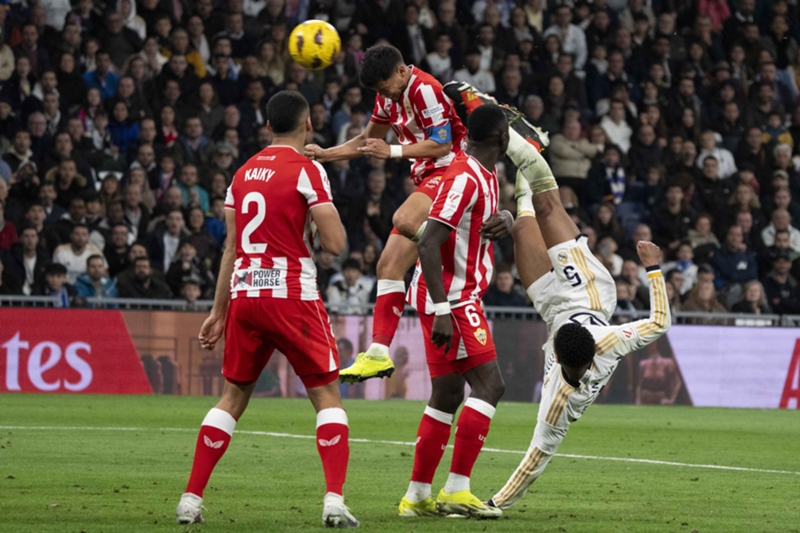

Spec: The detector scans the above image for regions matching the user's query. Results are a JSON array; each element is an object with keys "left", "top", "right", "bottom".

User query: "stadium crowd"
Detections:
[{"left": 0, "top": 0, "right": 799, "bottom": 318}]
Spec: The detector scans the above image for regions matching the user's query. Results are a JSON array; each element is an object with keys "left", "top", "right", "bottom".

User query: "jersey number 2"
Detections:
[
  {"left": 563, "top": 266, "right": 582, "bottom": 287},
  {"left": 242, "top": 192, "right": 267, "bottom": 254}
]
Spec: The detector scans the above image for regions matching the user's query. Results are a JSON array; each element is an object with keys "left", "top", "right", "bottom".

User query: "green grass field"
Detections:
[{"left": 1, "top": 395, "right": 798, "bottom": 533}]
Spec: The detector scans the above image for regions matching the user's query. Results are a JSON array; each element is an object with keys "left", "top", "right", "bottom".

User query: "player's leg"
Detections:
[
  {"left": 340, "top": 190, "right": 434, "bottom": 383},
  {"left": 436, "top": 306, "right": 503, "bottom": 519},
  {"left": 178, "top": 380, "right": 256, "bottom": 524},
  {"left": 489, "top": 419, "right": 567, "bottom": 510},
  {"left": 306, "top": 380, "right": 359, "bottom": 528},
  {"left": 177, "top": 300, "right": 265, "bottom": 524},
  {"left": 400, "top": 372, "right": 464, "bottom": 517},
  {"left": 283, "top": 299, "right": 358, "bottom": 528}
]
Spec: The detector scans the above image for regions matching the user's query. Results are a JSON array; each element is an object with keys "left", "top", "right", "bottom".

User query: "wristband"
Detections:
[
  {"left": 390, "top": 144, "right": 403, "bottom": 158},
  {"left": 434, "top": 302, "right": 451, "bottom": 316}
]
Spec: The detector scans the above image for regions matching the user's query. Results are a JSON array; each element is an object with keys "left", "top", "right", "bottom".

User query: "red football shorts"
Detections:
[
  {"left": 390, "top": 175, "right": 444, "bottom": 236},
  {"left": 418, "top": 303, "right": 497, "bottom": 378},
  {"left": 223, "top": 297, "right": 339, "bottom": 388}
]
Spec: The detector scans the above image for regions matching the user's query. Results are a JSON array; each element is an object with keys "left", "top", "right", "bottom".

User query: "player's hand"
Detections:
[
  {"left": 636, "top": 241, "right": 662, "bottom": 268},
  {"left": 431, "top": 314, "right": 453, "bottom": 353},
  {"left": 199, "top": 312, "right": 225, "bottom": 350},
  {"left": 358, "top": 138, "right": 391, "bottom": 159},
  {"left": 304, "top": 144, "right": 327, "bottom": 162},
  {"left": 481, "top": 210, "right": 514, "bottom": 241}
]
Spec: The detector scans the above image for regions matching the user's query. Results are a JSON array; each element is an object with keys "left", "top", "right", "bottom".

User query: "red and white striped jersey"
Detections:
[
  {"left": 224, "top": 145, "right": 332, "bottom": 300},
  {"left": 370, "top": 66, "right": 467, "bottom": 185},
  {"left": 407, "top": 153, "right": 499, "bottom": 314}
]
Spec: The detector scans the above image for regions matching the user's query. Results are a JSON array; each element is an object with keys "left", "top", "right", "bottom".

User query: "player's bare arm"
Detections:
[
  {"left": 358, "top": 137, "right": 452, "bottom": 160},
  {"left": 199, "top": 209, "right": 236, "bottom": 350},
  {"left": 417, "top": 220, "right": 455, "bottom": 352},
  {"left": 310, "top": 203, "right": 346, "bottom": 256},
  {"left": 304, "top": 120, "right": 391, "bottom": 162}
]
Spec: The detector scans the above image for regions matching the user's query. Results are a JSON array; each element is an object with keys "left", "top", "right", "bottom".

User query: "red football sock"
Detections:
[
  {"left": 411, "top": 407, "right": 454, "bottom": 483},
  {"left": 185, "top": 408, "right": 237, "bottom": 497},
  {"left": 372, "top": 280, "right": 406, "bottom": 346},
  {"left": 450, "top": 398, "right": 496, "bottom": 477},
  {"left": 316, "top": 408, "right": 350, "bottom": 496}
]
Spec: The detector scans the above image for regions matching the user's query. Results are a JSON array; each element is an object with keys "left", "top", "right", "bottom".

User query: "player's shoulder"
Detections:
[{"left": 411, "top": 66, "right": 445, "bottom": 93}]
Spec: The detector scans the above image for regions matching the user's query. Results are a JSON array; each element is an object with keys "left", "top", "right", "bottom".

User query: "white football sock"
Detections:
[
  {"left": 366, "top": 343, "right": 390, "bottom": 357},
  {"left": 405, "top": 481, "right": 432, "bottom": 503},
  {"left": 444, "top": 473, "right": 470, "bottom": 494}
]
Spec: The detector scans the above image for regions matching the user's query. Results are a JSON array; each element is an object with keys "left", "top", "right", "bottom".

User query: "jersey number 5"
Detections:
[
  {"left": 242, "top": 192, "right": 267, "bottom": 254},
  {"left": 563, "top": 266, "right": 582, "bottom": 287}
]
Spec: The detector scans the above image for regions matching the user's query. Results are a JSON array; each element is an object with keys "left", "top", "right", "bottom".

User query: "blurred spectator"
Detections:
[
  {"left": 648, "top": 183, "right": 694, "bottom": 254},
  {"left": 550, "top": 120, "right": 600, "bottom": 196},
  {"left": 454, "top": 48, "right": 495, "bottom": 94},
  {"left": 117, "top": 256, "right": 172, "bottom": 299},
  {"left": 39, "top": 262, "right": 78, "bottom": 307},
  {"left": 315, "top": 249, "right": 339, "bottom": 299},
  {"left": 600, "top": 100, "right": 632, "bottom": 154},
  {"left": 620, "top": 259, "right": 649, "bottom": 308},
  {"left": 543, "top": 5, "right": 587, "bottom": 71},
  {"left": 662, "top": 242, "right": 699, "bottom": 295},
  {"left": 53, "top": 223, "right": 105, "bottom": 284},
  {"left": 147, "top": 209, "right": 189, "bottom": 272},
  {"left": 762, "top": 251, "right": 799, "bottom": 313},
  {"left": 0, "top": 200, "right": 18, "bottom": 250},
  {"left": 1, "top": 225, "right": 47, "bottom": 295},
  {"left": 711, "top": 224, "right": 758, "bottom": 291},
  {"left": 761, "top": 208, "right": 800, "bottom": 251},
  {"left": 483, "top": 264, "right": 526, "bottom": 307},
  {"left": 181, "top": 276, "right": 203, "bottom": 308},
  {"left": 586, "top": 144, "right": 626, "bottom": 207},
  {"left": 696, "top": 130, "right": 737, "bottom": 179},
  {"left": 75, "top": 254, "right": 117, "bottom": 299},
  {"left": 166, "top": 239, "right": 212, "bottom": 297},
  {"left": 82, "top": 50, "right": 118, "bottom": 100},
  {"left": 104, "top": 223, "right": 132, "bottom": 278},
  {"left": 683, "top": 279, "right": 728, "bottom": 318},
  {"left": 614, "top": 278, "right": 639, "bottom": 319},
  {"left": 326, "top": 259, "right": 374, "bottom": 315},
  {"left": 693, "top": 155, "right": 733, "bottom": 215},
  {"left": 731, "top": 280, "right": 772, "bottom": 314},
  {"left": 687, "top": 213, "right": 721, "bottom": 250}
]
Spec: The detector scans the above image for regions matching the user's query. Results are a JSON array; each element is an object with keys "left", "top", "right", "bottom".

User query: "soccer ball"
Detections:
[{"left": 288, "top": 20, "right": 341, "bottom": 71}]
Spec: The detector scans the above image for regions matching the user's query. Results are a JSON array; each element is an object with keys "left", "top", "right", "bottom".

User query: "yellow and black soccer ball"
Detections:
[{"left": 288, "top": 20, "right": 341, "bottom": 71}]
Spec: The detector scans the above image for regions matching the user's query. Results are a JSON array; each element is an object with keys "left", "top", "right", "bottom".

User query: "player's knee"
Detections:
[
  {"left": 392, "top": 210, "right": 419, "bottom": 239},
  {"left": 429, "top": 387, "right": 464, "bottom": 413}
]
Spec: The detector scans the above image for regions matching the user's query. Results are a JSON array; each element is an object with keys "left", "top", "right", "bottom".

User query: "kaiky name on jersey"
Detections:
[{"left": 244, "top": 168, "right": 275, "bottom": 182}]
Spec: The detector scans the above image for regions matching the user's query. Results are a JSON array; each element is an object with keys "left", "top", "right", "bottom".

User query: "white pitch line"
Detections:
[{"left": 1, "top": 425, "right": 798, "bottom": 476}]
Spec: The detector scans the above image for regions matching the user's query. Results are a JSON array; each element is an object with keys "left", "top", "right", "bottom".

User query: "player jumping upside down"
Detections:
[
  {"left": 399, "top": 104, "right": 511, "bottom": 519},
  {"left": 304, "top": 44, "right": 467, "bottom": 383},
  {"left": 485, "top": 117, "right": 672, "bottom": 510},
  {"left": 176, "top": 91, "right": 358, "bottom": 528}
]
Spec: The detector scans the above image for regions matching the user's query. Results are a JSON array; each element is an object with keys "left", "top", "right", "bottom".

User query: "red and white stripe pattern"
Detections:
[
  {"left": 225, "top": 145, "right": 332, "bottom": 300},
  {"left": 370, "top": 66, "right": 466, "bottom": 185},
  {"left": 408, "top": 154, "right": 499, "bottom": 314}
]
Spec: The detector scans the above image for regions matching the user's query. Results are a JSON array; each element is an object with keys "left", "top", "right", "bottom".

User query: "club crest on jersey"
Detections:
[
  {"left": 244, "top": 168, "right": 275, "bottom": 182},
  {"left": 424, "top": 176, "right": 442, "bottom": 189},
  {"left": 474, "top": 328, "right": 487, "bottom": 346},
  {"left": 404, "top": 101, "right": 413, "bottom": 116},
  {"left": 557, "top": 251, "right": 569, "bottom": 264}
]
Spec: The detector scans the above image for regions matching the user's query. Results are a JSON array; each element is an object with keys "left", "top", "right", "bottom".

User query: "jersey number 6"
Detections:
[
  {"left": 465, "top": 304, "right": 482, "bottom": 327},
  {"left": 563, "top": 266, "right": 582, "bottom": 287}
]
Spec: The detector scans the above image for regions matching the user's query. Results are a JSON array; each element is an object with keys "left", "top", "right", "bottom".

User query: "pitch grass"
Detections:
[{"left": 1, "top": 395, "right": 798, "bottom": 533}]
